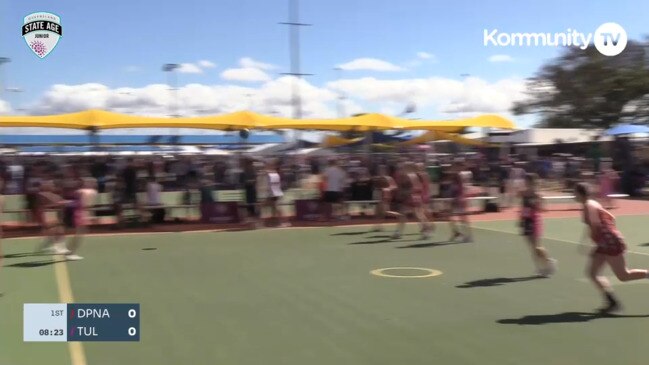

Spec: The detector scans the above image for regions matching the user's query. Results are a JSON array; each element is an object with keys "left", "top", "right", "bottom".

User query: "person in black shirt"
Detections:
[
  {"left": 122, "top": 158, "right": 138, "bottom": 205},
  {"left": 240, "top": 158, "right": 259, "bottom": 227}
]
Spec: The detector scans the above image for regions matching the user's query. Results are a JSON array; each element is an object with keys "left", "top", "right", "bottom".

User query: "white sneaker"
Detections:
[
  {"left": 54, "top": 245, "right": 71, "bottom": 255},
  {"left": 65, "top": 254, "right": 84, "bottom": 261},
  {"left": 391, "top": 232, "right": 402, "bottom": 240},
  {"left": 541, "top": 258, "right": 557, "bottom": 277}
]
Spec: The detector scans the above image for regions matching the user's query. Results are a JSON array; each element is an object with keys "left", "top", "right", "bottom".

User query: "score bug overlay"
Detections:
[{"left": 24, "top": 303, "right": 140, "bottom": 342}]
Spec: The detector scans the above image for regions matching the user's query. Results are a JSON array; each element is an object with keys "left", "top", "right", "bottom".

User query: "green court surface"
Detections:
[{"left": 3, "top": 215, "right": 649, "bottom": 365}]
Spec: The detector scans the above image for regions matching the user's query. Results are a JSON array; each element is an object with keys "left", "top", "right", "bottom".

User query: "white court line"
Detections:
[{"left": 473, "top": 224, "right": 649, "bottom": 258}]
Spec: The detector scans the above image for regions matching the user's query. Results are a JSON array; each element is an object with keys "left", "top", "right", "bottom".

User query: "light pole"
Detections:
[
  {"left": 333, "top": 67, "right": 347, "bottom": 118},
  {"left": 280, "top": 0, "right": 312, "bottom": 146},
  {"left": 0, "top": 57, "right": 11, "bottom": 100},
  {"left": 162, "top": 63, "right": 180, "bottom": 137},
  {"left": 6, "top": 87, "right": 24, "bottom": 113}
]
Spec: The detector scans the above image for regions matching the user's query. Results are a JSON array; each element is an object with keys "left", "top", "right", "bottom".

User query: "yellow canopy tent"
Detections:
[
  {"left": 0, "top": 110, "right": 271, "bottom": 130},
  {"left": 264, "top": 113, "right": 409, "bottom": 131},
  {"left": 320, "top": 135, "right": 363, "bottom": 147},
  {"left": 0, "top": 110, "right": 515, "bottom": 132},
  {"left": 401, "top": 114, "right": 514, "bottom": 131}
]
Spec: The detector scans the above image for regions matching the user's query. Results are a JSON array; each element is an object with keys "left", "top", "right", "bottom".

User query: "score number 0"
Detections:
[{"left": 128, "top": 308, "right": 137, "bottom": 337}]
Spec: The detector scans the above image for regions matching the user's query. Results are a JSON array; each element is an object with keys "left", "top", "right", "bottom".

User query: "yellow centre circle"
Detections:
[{"left": 370, "top": 267, "right": 443, "bottom": 279}]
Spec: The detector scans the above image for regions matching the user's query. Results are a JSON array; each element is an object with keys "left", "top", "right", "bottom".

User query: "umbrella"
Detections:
[{"left": 605, "top": 124, "right": 649, "bottom": 136}]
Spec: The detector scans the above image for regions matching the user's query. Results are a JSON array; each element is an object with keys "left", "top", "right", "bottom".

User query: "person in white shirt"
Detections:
[
  {"left": 322, "top": 159, "right": 347, "bottom": 221},
  {"left": 146, "top": 177, "right": 163, "bottom": 206},
  {"left": 265, "top": 160, "right": 288, "bottom": 227}
]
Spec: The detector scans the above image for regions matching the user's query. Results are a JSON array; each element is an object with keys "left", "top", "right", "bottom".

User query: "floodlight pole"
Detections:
[
  {"left": 163, "top": 63, "right": 180, "bottom": 137},
  {"left": 6, "top": 87, "right": 24, "bottom": 113},
  {"left": 0, "top": 57, "right": 11, "bottom": 101},
  {"left": 280, "top": 0, "right": 312, "bottom": 145},
  {"left": 334, "top": 67, "right": 346, "bottom": 118}
]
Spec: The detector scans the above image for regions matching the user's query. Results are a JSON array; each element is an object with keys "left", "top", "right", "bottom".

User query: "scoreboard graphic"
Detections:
[{"left": 24, "top": 303, "right": 140, "bottom": 342}]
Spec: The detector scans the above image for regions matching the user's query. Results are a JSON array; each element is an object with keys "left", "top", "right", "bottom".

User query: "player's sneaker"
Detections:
[
  {"left": 391, "top": 232, "right": 402, "bottom": 240},
  {"left": 372, "top": 226, "right": 383, "bottom": 232},
  {"left": 598, "top": 293, "right": 621, "bottom": 314},
  {"left": 54, "top": 245, "right": 71, "bottom": 255},
  {"left": 420, "top": 230, "right": 432, "bottom": 240},
  {"left": 538, "top": 258, "right": 558, "bottom": 277},
  {"left": 65, "top": 255, "right": 84, "bottom": 261}
]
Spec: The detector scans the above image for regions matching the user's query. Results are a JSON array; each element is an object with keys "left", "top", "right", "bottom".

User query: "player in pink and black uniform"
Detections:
[
  {"left": 575, "top": 182, "right": 649, "bottom": 313},
  {"left": 520, "top": 173, "right": 556, "bottom": 276}
]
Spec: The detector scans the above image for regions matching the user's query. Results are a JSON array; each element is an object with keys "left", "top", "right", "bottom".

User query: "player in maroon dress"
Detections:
[
  {"left": 520, "top": 174, "right": 556, "bottom": 276},
  {"left": 372, "top": 165, "right": 403, "bottom": 232},
  {"left": 575, "top": 183, "right": 649, "bottom": 313}
]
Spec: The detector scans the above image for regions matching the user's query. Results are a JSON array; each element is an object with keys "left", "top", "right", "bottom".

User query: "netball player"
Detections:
[
  {"left": 448, "top": 169, "right": 473, "bottom": 243},
  {"left": 520, "top": 173, "right": 556, "bottom": 276},
  {"left": 372, "top": 164, "right": 403, "bottom": 232},
  {"left": 392, "top": 162, "right": 431, "bottom": 240},
  {"left": 35, "top": 180, "right": 69, "bottom": 255},
  {"left": 65, "top": 178, "right": 98, "bottom": 261},
  {"left": 575, "top": 182, "right": 649, "bottom": 313},
  {"left": 416, "top": 162, "right": 435, "bottom": 233}
]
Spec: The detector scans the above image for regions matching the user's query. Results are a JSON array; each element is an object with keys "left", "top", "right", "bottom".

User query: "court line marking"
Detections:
[
  {"left": 472, "top": 225, "right": 649, "bottom": 258},
  {"left": 53, "top": 257, "right": 88, "bottom": 365},
  {"left": 370, "top": 267, "right": 443, "bottom": 278}
]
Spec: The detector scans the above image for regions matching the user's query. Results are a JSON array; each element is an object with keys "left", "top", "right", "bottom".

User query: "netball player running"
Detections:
[
  {"left": 575, "top": 182, "right": 649, "bottom": 313},
  {"left": 392, "top": 162, "right": 432, "bottom": 240},
  {"left": 372, "top": 165, "right": 403, "bottom": 232},
  {"left": 65, "top": 178, "right": 98, "bottom": 261},
  {"left": 520, "top": 173, "right": 556, "bottom": 276},
  {"left": 35, "top": 180, "right": 69, "bottom": 255},
  {"left": 416, "top": 163, "right": 435, "bottom": 233},
  {"left": 448, "top": 170, "right": 473, "bottom": 243}
]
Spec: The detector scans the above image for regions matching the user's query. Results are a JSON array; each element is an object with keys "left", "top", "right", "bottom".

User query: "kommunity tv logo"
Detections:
[{"left": 484, "top": 22, "right": 627, "bottom": 56}]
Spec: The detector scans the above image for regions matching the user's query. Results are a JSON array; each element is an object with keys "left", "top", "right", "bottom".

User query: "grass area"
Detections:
[{"left": 3, "top": 215, "right": 649, "bottom": 364}]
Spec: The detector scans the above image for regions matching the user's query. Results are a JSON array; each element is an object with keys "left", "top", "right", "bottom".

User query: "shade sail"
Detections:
[
  {"left": 401, "top": 114, "right": 515, "bottom": 131},
  {"left": 0, "top": 110, "right": 271, "bottom": 130},
  {"left": 0, "top": 110, "right": 515, "bottom": 132}
]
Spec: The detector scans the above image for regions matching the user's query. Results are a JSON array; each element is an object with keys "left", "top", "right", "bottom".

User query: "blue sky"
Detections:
[{"left": 0, "top": 0, "right": 647, "bottom": 127}]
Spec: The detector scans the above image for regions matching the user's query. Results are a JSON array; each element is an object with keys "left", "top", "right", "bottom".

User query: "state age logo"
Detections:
[{"left": 22, "top": 12, "right": 62, "bottom": 58}]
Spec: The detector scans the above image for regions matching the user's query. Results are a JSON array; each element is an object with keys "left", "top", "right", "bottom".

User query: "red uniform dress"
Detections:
[
  {"left": 408, "top": 173, "right": 423, "bottom": 207},
  {"left": 584, "top": 200, "right": 626, "bottom": 256},
  {"left": 418, "top": 172, "right": 431, "bottom": 205}
]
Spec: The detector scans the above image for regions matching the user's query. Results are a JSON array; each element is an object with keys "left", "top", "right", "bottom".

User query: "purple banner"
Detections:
[{"left": 200, "top": 202, "right": 240, "bottom": 224}]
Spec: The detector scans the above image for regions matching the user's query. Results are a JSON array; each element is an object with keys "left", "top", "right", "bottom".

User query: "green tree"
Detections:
[{"left": 513, "top": 40, "right": 649, "bottom": 128}]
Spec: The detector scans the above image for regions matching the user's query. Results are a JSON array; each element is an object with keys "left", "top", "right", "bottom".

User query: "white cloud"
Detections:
[
  {"left": 337, "top": 58, "right": 404, "bottom": 72},
  {"left": 417, "top": 52, "right": 434, "bottom": 60},
  {"left": 198, "top": 60, "right": 216, "bottom": 68},
  {"left": 177, "top": 63, "right": 203, "bottom": 74},
  {"left": 327, "top": 76, "right": 527, "bottom": 115},
  {"left": 221, "top": 67, "right": 271, "bottom": 82},
  {"left": 27, "top": 76, "right": 346, "bottom": 120},
  {"left": 239, "top": 57, "right": 275, "bottom": 70},
  {"left": 488, "top": 54, "right": 514, "bottom": 63},
  {"left": 0, "top": 99, "right": 12, "bottom": 115}
]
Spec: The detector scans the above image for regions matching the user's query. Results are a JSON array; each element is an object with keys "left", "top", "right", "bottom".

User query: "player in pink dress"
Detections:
[
  {"left": 391, "top": 162, "right": 431, "bottom": 240},
  {"left": 65, "top": 178, "right": 97, "bottom": 261},
  {"left": 519, "top": 174, "right": 556, "bottom": 276},
  {"left": 372, "top": 165, "right": 403, "bottom": 232},
  {"left": 575, "top": 183, "right": 649, "bottom": 313},
  {"left": 597, "top": 159, "right": 618, "bottom": 209}
]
